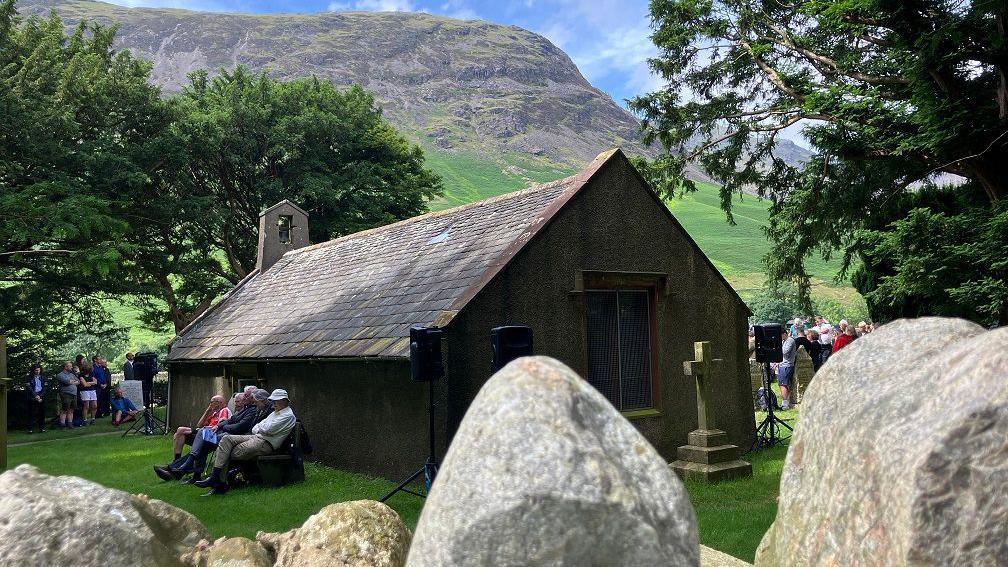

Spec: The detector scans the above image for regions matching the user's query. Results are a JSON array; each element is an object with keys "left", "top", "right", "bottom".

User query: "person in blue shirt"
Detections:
[
  {"left": 25, "top": 365, "right": 48, "bottom": 433},
  {"left": 111, "top": 388, "right": 139, "bottom": 426},
  {"left": 93, "top": 356, "right": 111, "bottom": 419}
]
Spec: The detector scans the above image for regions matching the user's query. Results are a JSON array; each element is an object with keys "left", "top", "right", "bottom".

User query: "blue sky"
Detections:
[{"left": 105, "top": 0, "right": 664, "bottom": 109}]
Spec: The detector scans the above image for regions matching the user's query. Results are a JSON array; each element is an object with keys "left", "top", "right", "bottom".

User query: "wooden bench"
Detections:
[{"left": 225, "top": 421, "right": 309, "bottom": 488}]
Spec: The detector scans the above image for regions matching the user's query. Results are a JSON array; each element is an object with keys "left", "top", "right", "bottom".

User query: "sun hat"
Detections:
[{"left": 268, "top": 388, "right": 289, "bottom": 401}]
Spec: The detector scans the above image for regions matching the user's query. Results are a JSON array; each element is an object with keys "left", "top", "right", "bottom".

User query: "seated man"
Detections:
[
  {"left": 196, "top": 389, "right": 296, "bottom": 496},
  {"left": 163, "top": 395, "right": 230, "bottom": 469},
  {"left": 156, "top": 389, "right": 267, "bottom": 482},
  {"left": 110, "top": 389, "right": 140, "bottom": 425}
]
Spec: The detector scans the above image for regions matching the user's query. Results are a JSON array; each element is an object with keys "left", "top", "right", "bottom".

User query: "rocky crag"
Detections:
[{"left": 22, "top": 0, "right": 653, "bottom": 174}]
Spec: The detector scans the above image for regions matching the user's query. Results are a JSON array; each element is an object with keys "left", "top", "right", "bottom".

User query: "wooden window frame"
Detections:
[
  {"left": 224, "top": 363, "right": 266, "bottom": 394},
  {"left": 578, "top": 271, "right": 663, "bottom": 416}
]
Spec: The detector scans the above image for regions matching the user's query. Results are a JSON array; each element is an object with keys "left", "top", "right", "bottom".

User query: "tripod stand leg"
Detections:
[
  {"left": 380, "top": 465, "right": 427, "bottom": 503},
  {"left": 121, "top": 413, "right": 144, "bottom": 438}
]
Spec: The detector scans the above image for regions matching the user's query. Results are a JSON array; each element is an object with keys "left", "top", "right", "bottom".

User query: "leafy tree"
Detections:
[
  {"left": 0, "top": 1, "right": 170, "bottom": 371},
  {"left": 852, "top": 186, "right": 1008, "bottom": 326},
  {"left": 631, "top": 0, "right": 1008, "bottom": 323},
  {"left": 747, "top": 282, "right": 869, "bottom": 326},
  {"left": 130, "top": 67, "right": 444, "bottom": 332}
]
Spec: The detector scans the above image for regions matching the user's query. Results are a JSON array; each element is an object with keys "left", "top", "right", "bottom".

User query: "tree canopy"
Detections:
[
  {"left": 0, "top": 0, "right": 169, "bottom": 370},
  {"left": 0, "top": 1, "right": 443, "bottom": 372},
  {"left": 131, "top": 67, "right": 443, "bottom": 332},
  {"left": 631, "top": 0, "right": 1007, "bottom": 324}
]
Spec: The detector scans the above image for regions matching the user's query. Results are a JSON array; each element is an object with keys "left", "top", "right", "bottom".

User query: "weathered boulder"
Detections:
[
  {"left": 0, "top": 464, "right": 209, "bottom": 566},
  {"left": 756, "top": 317, "right": 1008, "bottom": 565},
  {"left": 407, "top": 356, "right": 699, "bottom": 566},
  {"left": 256, "top": 500, "right": 411, "bottom": 567},
  {"left": 182, "top": 537, "right": 272, "bottom": 567}
]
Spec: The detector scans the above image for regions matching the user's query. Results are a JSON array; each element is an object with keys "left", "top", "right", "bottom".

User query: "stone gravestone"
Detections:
[
  {"left": 672, "top": 341, "right": 752, "bottom": 482},
  {"left": 755, "top": 317, "right": 1008, "bottom": 566},
  {"left": 120, "top": 379, "right": 144, "bottom": 409}
]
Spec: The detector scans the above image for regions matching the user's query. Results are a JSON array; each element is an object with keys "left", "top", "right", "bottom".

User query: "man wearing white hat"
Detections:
[{"left": 196, "top": 388, "right": 297, "bottom": 495}]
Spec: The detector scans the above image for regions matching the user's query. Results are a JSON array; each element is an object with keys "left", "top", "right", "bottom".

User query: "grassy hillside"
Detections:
[
  {"left": 428, "top": 150, "right": 851, "bottom": 296},
  {"left": 424, "top": 150, "right": 573, "bottom": 209},
  {"left": 101, "top": 299, "right": 174, "bottom": 365}
]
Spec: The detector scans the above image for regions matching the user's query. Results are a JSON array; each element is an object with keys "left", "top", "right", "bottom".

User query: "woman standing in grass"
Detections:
[{"left": 77, "top": 363, "right": 98, "bottom": 426}]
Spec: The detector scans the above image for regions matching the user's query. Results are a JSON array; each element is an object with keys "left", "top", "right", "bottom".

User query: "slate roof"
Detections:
[{"left": 167, "top": 151, "right": 608, "bottom": 361}]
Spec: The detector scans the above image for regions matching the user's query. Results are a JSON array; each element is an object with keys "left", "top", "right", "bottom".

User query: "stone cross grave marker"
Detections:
[
  {"left": 683, "top": 341, "right": 718, "bottom": 431},
  {"left": 671, "top": 341, "right": 752, "bottom": 483}
]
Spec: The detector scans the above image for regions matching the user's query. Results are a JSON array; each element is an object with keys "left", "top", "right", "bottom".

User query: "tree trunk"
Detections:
[
  {"left": 968, "top": 155, "right": 1007, "bottom": 203},
  {"left": 171, "top": 298, "right": 214, "bottom": 335},
  {"left": 156, "top": 273, "right": 213, "bottom": 334}
]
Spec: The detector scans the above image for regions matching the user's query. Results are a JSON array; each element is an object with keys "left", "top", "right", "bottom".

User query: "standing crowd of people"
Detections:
[
  {"left": 750, "top": 315, "right": 877, "bottom": 410},
  {"left": 24, "top": 352, "right": 138, "bottom": 433}
]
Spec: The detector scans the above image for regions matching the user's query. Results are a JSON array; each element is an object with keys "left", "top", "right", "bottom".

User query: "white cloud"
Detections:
[
  {"left": 532, "top": 8, "right": 665, "bottom": 99},
  {"left": 439, "top": 0, "right": 479, "bottom": 19},
  {"left": 104, "top": 0, "right": 231, "bottom": 11},
  {"left": 328, "top": 0, "right": 415, "bottom": 12},
  {"left": 539, "top": 21, "right": 572, "bottom": 49}
]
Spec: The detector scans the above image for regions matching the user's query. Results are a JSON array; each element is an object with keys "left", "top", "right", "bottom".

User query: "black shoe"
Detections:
[
  {"left": 154, "top": 465, "right": 178, "bottom": 482},
  {"left": 192, "top": 477, "right": 217, "bottom": 489},
  {"left": 182, "top": 476, "right": 201, "bottom": 485},
  {"left": 200, "top": 485, "right": 229, "bottom": 497}
]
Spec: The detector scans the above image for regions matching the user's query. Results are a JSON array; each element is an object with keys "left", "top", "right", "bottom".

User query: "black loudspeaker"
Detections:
[
  {"left": 134, "top": 352, "right": 158, "bottom": 405},
  {"left": 491, "top": 325, "right": 533, "bottom": 372},
  {"left": 410, "top": 326, "right": 444, "bottom": 382},
  {"left": 753, "top": 323, "right": 784, "bottom": 363}
]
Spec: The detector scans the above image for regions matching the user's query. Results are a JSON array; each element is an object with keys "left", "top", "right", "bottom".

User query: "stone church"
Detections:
[{"left": 166, "top": 149, "right": 755, "bottom": 479}]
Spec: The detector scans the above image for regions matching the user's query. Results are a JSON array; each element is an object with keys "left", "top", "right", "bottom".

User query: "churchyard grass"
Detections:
[
  {"left": 7, "top": 407, "right": 168, "bottom": 444},
  {"left": 7, "top": 433, "right": 424, "bottom": 539},
  {"left": 8, "top": 405, "right": 798, "bottom": 562},
  {"left": 684, "top": 438, "right": 791, "bottom": 562},
  {"left": 684, "top": 383, "right": 799, "bottom": 563}
]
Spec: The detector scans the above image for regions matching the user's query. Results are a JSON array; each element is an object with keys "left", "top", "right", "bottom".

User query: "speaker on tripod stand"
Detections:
[
  {"left": 749, "top": 323, "right": 793, "bottom": 452},
  {"left": 381, "top": 325, "right": 443, "bottom": 502},
  {"left": 122, "top": 352, "right": 167, "bottom": 437}
]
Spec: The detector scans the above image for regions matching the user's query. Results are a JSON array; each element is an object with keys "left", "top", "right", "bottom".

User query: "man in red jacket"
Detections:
[{"left": 832, "top": 325, "right": 856, "bottom": 353}]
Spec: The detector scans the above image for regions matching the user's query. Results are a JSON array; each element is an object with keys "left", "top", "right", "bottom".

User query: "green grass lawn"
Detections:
[
  {"left": 685, "top": 442, "right": 789, "bottom": 562},
  {"left": 7, "top": 408, "right": 165, "bottom": 444},
  {"left": 8, "top": 406, "right": 796, "bottom": 561},
  {"left": 8, "top": 425, "right": 424, "bottom": 539},
  {"left": 686, "top": 406, "right": 797, "bottom": 562}
]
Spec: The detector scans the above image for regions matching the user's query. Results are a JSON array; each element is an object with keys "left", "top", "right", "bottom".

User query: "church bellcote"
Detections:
[{"left": 256, "top": 200, "right": 310, "bottom": 272}]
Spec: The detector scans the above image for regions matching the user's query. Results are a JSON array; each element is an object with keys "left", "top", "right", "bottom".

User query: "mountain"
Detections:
[{"left": 22, "top": 0, "right": 669, "bottom": 195}]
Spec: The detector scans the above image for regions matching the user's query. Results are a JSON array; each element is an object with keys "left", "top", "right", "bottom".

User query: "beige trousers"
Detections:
[{"left": 213, "top": 434, "right": 273, "bottom": 470}]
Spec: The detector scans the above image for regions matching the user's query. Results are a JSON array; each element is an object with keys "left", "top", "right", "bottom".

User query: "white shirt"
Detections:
[
  {"left": 817, "top": 323, "right": 833, "bottom": 344},
  {"left": 780, "top": 337, "right": 797, "bottom": 367},
  {"left": 252, "top": 406, "right": 297, "bottom": 449}
]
